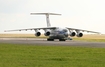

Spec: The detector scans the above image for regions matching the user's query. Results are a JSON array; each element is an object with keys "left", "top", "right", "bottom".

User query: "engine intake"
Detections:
[
  {"left": 70, "top": 32, "right": 76, "bottom": 37},
  {"left": 35, "top": 32, "right": 41, "bottom": 36},
  {"left": 77, "top": 32, "right": 83, "bottom": 37},
  {"left": 44, "top": 31, "right": 50, "bottom": 36}
]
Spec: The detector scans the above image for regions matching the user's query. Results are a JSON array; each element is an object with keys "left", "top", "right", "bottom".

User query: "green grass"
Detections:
[{"left": 0, "top": 43, "right": 105, "bottom": 67}]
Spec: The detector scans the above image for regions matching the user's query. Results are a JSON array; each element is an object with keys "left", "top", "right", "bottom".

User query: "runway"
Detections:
[{"left": 0, "top": 38, "right": 105, "bottom": 48}]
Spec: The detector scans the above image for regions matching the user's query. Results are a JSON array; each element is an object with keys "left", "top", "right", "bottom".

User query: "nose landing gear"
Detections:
[{"left": 59, "top": 39, "right": 66, "bottom": 41}]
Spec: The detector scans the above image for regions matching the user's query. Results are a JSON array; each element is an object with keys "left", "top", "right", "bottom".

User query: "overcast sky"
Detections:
[{"left": 0, "top": 0, "right": 105, "bottom": 34}]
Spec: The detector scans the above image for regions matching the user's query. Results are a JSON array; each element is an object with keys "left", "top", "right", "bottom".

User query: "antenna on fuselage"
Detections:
[{"left": 30, "top": 13, "right": 61, "bottom": 27}]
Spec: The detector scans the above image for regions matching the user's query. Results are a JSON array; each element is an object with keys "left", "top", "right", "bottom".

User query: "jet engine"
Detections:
[
  {"left": 70, "top": 32, "right": 76, "bottom": 37},
  {"left": 76, "top": 32, "right": 83, "bottom": 37},
  {"left": 35, "top": 32, "right": 41, "bottom": 36},
  {"left": 44, "top": 31, "right": 50, "bottom": 36}
]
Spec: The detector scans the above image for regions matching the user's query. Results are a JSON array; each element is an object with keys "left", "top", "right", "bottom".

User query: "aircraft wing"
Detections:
[
  {"left": 4, "top": 27, "right": 56, "bottom": 32},
  {"left": 66, "top": 27, "right": 100, "bottom": 34}
]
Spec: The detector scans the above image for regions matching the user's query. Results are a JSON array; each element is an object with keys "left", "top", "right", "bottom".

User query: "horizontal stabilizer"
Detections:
[
  {"left": 30, "top": 12, "right": 61, "bottom": 27},
  {"left": 30, "top": 13, "right": 61, "bottom": 15}
]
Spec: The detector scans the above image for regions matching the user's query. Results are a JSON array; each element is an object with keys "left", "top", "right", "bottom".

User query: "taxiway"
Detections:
[{"left": 0, "top": 38, "right": 105, "bottom": 48}]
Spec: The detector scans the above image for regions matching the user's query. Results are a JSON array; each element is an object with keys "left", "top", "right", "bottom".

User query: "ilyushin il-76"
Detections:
[{"left": 5, "top": 13, "right": 100, "bottom": 41}]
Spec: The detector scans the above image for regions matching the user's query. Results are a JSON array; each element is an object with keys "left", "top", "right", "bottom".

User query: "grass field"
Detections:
[
  {"left": 0, "top": 43, "right": 105, "bottom": 67},
  {"left": 0, "top": 34, "right": 38, "bottom": 38},
  {"left": 1, "top": 34, "right": 105, "bottom": 38},
  {"left": 73, "top": 34, "right": 105, "bottom": 42}
]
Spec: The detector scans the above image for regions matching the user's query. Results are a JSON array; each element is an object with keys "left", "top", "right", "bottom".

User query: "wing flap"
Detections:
[
  {"left": 5, "top": 27, "right": 56, "bottom": 32},
  {"left": 66, "top": 27, "right": 100, "bottom": 34}
]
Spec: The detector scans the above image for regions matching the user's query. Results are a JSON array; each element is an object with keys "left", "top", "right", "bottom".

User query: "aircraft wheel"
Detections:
[
  {"left": 59, "top": 39, "right": 66, "bottom": 41},
  {"left": 47, "top": 38, "right": 54, "bottom": 41}
]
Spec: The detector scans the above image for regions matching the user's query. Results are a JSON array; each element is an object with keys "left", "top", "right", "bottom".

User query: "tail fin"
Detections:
[{"left": 30, "top": 13, "right": 61, "bottom": 27}]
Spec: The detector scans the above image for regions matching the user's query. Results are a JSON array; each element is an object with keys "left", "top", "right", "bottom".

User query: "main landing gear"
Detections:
[
  {"left": 59, "top": 39, "right": 66, "bottom": 41},
  {"left": 47, "top": 38, "right": 66, "bottom": 41},
  {"left": 47, "top": 38, "right": 54, "bottom": 41}
]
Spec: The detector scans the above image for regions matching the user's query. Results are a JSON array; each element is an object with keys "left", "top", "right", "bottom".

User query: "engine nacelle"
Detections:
[
  {"left": 35, "top": 32, "right": 41, "bottom": 37},
  {"left": 77, "top": 32, "right": 83, "bottom": 37},
  {"left": 70, "top": 32, "right": 76, "bottom": 37},
  {"left": 44, "top": 31, "right": 50, "bottom": 36}
]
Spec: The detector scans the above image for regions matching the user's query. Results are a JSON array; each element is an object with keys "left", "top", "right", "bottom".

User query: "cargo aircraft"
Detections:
[{"left": 5, "top": 13, "right": 100, "bottom": 41}]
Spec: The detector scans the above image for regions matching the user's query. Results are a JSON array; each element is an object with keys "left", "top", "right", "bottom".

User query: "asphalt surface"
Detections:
[{"left": 0, "top": 38, "right": 105, "bottom": 48}]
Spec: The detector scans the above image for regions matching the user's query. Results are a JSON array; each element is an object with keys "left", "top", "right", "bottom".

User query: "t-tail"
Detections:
[{"left": 30, "top": 13, "right": 61, "bottom": 27}]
